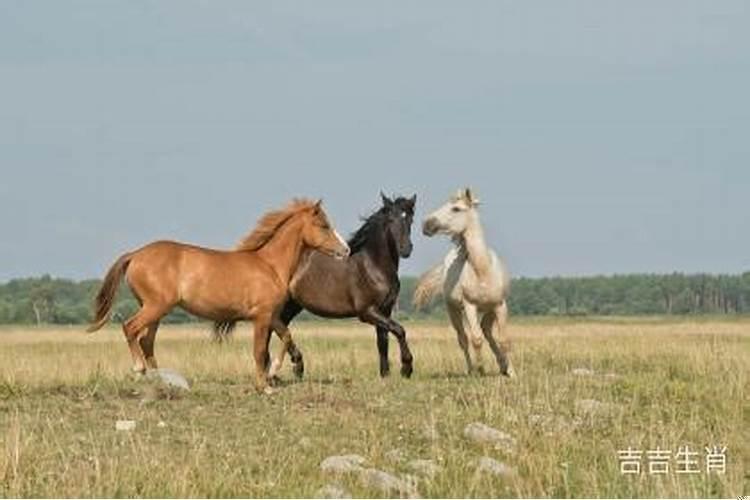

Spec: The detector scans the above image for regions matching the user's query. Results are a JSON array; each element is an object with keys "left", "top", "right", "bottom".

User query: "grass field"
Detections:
[{"left": 0, "top": 318, "right": 747, "bottom": 498}]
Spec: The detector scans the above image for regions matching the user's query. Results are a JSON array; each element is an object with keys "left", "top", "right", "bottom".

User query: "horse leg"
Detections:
[
  {"left": 375, "top": 302, "right": 394, "bottom": 378},
  {"left": 252, "top": 314, "right": 274, "bottom": 394},
  {"left": 360, "top": 307, "right": 413, "bottom": 378},
  {"left": 139, "top": 321, "right": 160, "bottom": 370},
  {"left": 376, "top": 325, "right": 390, "bottom": 377},
  {"left": 491, "top": 301, "right": 514, "bottom": 377},
  {"left": 123, "top": 306, "right": 166, "bottom": 374},
  {"left": 447, "top": 303, "right": 473, "bottom": 374},
  {"left": 278, "top": 299, "right": 305, "bottom": 379},
  {"left": 268, "top": 317, "right": 293, "bottom": 384},
  {"left": 462, "top": 304, "right": 485, "bottom": 375}
]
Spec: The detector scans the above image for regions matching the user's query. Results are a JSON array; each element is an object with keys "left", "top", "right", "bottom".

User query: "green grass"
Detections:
[{"left": 0, "top": 319, "right": 747, "bottom": 497}]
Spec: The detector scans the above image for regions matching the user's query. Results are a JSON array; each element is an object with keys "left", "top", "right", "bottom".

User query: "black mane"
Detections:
[{"left": 347, "top": 207, "right": 388, "bottom": 253}]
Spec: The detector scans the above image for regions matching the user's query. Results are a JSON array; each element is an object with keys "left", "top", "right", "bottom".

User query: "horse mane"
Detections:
[
  {"left": 236, "top": 199, "right": 316, "bottom": 251},
  {"left": 347, "top": 207, "right": 388, "bottom": 253}
]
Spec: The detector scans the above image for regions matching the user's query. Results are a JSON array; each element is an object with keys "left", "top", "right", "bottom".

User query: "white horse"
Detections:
[{"left": 414, "top": 188, "right": 514, "bottom": 377}]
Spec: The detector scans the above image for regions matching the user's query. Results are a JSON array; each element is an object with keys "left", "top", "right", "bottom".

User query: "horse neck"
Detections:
[
  {"left": 457, "top": 213, "right": 492, "bottom": 278},
  {"left": 363, "top": 222, "right": 399, "bottom": 275},
  {"left": 255, "top": 216, "right": 305, "bottom": 285}
]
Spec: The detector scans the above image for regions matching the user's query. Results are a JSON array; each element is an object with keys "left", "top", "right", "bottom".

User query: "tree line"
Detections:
[{"left": 1, "top": 272, "right": 749, "bottom": 325}]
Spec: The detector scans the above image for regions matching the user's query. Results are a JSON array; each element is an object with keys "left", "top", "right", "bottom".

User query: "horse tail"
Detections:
[
  {"left": 413, "top": 261, "right": 445, "bottom": 310},
  {"left": 86, "top": 253, "right": 132, "bottom": 333},
  {"left": 212, "top": 319, "right": 238, "bottom": 343}
]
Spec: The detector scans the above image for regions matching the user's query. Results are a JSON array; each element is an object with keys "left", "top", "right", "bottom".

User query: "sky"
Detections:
[{"left": 1, "top": 1, "right": 749, "bottom": 281}]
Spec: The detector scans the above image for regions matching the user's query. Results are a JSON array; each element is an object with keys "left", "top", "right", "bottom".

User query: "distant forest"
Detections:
[{"left": 1, "top": 272, "right": 750, "bottom": 325}]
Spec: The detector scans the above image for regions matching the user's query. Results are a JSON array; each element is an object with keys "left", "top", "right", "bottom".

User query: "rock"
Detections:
[
  {"left": 463, "top": 422, "right": 516, "bottom": 453},
  {"left": 359, "top": 468, "right": 418, "bottom": 497},
  {"left": 527, "top": 414, "right": 571, "bottom": 435},
  {"left": 407, "top": 459, "right": 442, "bottom": 479},
  {"left": 571, "top": 368, "right": 595, "bottom": 376},
  {"left": 115, "top": 420, "right": 136, "bottom": 431},
  {"left": 146, "top": 368, "right": 190, "bottom": 390},
  {"left": 476, "top": 456, "right": 515, "bottom": 477},
  {"left": 320, "top": 454, "right": 367, "bottom": 474},
  {"left": 316, "top": 484, "right": 351, "bottom": 499},
  {"left": 384, "top": 448, "right": 406, "bottom": 463}
]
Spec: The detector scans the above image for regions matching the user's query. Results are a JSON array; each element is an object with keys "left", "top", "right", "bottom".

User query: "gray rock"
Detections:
[
  {"left": 476, "top": 456, "right": 516, "bottom": 477},
  {"left": 571, "top": 367, "right": 595, "bottom": 376},
  {"left": 463, "top": 422, "right": 516, "bottom": 453},
  {"left": 320, "top": 454, "right": 366, "bottom": 474},
  {"left": 407, "top": 459, "right": 442, "bottom": 479},
  {"left": 359, "top": 468, "right": 419, "bottom": 497},
  {"left": 528, "top": 413, "right": 571, "bottom": 435},
  {"left": 316, "top": 484, "right": 351, "bottom": 499},
  {"left": 146, "top": 368, "right": 190, "bottom": 390}
]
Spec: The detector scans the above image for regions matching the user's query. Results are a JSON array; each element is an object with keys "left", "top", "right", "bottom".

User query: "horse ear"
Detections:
[
  {"left": 464, "top": 188, "right": 480, "bottom": 206},
  {"left": 380, "top": 191, "right": 393, "bottom": 207},
  {"left": 313, "top": 199, "right": 323, "bottom": 214},
  {"left": 407, "top": 194, "right": 417, "bottom": 209}
]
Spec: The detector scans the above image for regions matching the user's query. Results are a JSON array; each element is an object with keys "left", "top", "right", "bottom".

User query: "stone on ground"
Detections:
[
  {"left": 407, "top": 459, "right": 442, "bottom": 479},
  {"left": 316, "top": 484, "right": 351, "bottom": 499},
  {"left": 463, "top": 422, "right": 516, "bottom": 453},
  {"left": 476, "top": 456, "right": 516, "bottom": 477},
  {"left": 320, "top": 454, "right": 367, "bottom": 474},
  {"left": 147, "top": 368, "right": 190, "bottom": 390},
  {"left": 571, "top": 367, "right": 595, "bottom": 376},
  {"left": 359, "top": 468, "right": 419, "bottom": 498}
]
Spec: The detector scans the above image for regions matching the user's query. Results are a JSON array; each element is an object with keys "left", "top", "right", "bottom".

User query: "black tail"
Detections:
[{"left": 211, "top": 319, "right": 238, "bottom": 343}]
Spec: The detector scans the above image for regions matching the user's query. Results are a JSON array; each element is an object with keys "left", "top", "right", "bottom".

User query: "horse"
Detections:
[
  {"left": 86, "top": 199, "right": 350, "bottom": 394},
  {"left": 214, "top": 193, "right": 417, "bottom": 379},
  {"left": 413, "top": 188, "right": 514, "bottom": 377}
]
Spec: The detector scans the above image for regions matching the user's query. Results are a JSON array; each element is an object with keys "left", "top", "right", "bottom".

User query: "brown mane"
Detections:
[{"left": 236, "top": 199, "right": 317, "bottom": 251}]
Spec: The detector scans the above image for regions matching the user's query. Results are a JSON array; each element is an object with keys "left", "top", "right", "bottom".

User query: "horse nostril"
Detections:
[{"left": 423, "top": 219, "right": 436, "bottom": 236}]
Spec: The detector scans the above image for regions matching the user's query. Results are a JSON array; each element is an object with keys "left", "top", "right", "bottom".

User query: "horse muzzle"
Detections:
[
  {"left": 333, "top": 245, "right": 351, "bottom": 260},
  {"left": 422, "top": 218, "right": 439, "bottom": 236},
  {"left": 400, "top": 242, "right": 413, "bottom": 258}
]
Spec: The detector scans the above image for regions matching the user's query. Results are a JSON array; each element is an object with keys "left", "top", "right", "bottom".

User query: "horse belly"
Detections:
[
  {"left": 177, "top": 255, "right": 282, "bottom": 320},
  {"left": 292, "top": 283, "right": 357, "bottom": 318}
]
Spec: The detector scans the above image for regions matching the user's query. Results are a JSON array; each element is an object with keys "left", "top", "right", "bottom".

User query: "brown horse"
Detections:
[{"left": 87, "top": 199, "right": 350, "bottom": 393}]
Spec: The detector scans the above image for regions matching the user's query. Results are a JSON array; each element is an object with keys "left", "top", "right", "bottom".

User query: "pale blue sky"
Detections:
[{"left": 1, "top": 1, "right": 748, "bottom": 280}]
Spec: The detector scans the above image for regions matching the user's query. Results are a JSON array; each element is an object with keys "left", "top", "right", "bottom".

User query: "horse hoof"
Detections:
[
  {"left": 262, "top": 386, "right": 277, "bottom": 396},
  {"left": 379, "top": 369, "right": 391, "bottom": 378},
  {"left": 293, "top": 362, "right": 305, "bottom": 380},
  {"left": 400, "top": 364, "right": 413, "bottom": 379},
  {"left": 269, "top": 375, "right": 282, "bottom": 387},
  {"left": 503, "top": 367, "right": 516, "bottom": 379}
]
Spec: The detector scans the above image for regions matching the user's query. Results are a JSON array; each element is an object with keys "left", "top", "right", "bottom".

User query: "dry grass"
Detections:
[{"left": 0, "top": 318, "right": 747, "bottom": 497}]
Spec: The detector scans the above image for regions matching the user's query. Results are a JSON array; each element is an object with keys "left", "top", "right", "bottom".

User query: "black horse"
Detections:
[{"left": 214, "top": 193, "right": 416, "bottom": 378}]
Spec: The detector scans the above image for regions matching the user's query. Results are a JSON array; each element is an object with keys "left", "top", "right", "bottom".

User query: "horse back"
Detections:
[{"left": 125, "top": 240, "right": 285, "bottom": 320}]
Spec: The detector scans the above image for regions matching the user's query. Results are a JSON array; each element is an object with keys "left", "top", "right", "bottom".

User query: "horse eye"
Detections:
[{"left": 451, "top": 206, "right": 462, "bottom": 213}]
